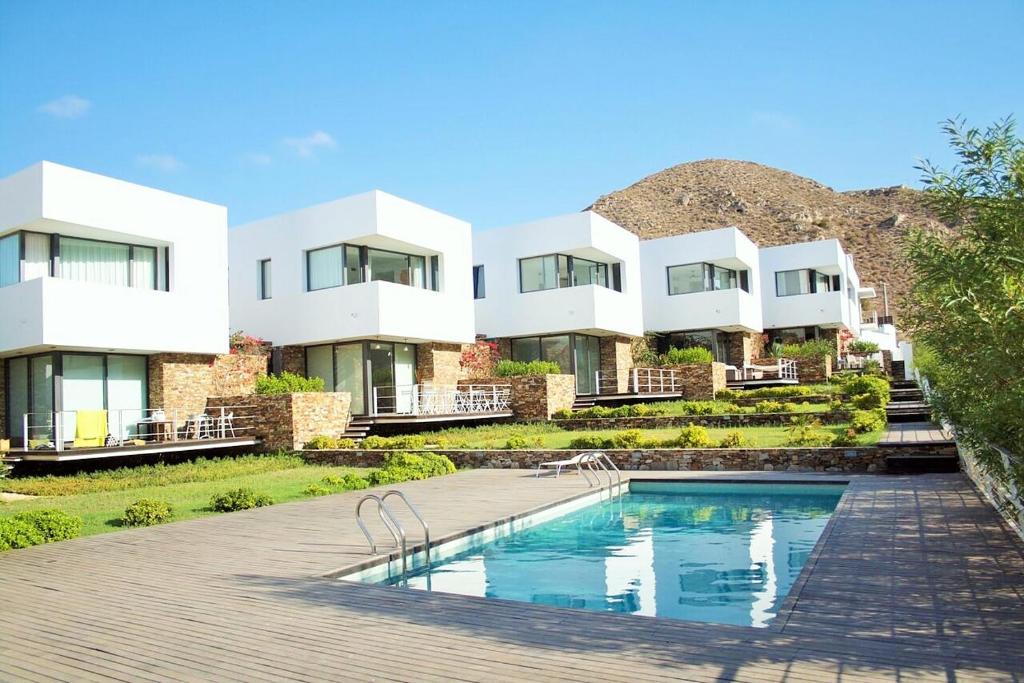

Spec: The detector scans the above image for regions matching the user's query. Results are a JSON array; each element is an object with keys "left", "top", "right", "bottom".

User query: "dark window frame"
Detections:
[
  {"left": 517, "top": 252, "right": 619, "bottom": 294},
  {"left": 258, "top": 259, "right": 272, "bottom": 300},
  {"left": 472, "top": 264, "right": 485, "bottom": 299},
  {"left": 666, "top": 261, "right": 747, "bottom": 296},
  {"left": 306, "top": 242, "right": 437, "bottom": 293}
]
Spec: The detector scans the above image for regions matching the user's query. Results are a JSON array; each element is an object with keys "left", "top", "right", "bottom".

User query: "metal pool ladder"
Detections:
[
  {"left": 355, "top": 491, "right": 431, "bottom": 586},
  {"left": 581, "top": 452, "right": 624, "bottom": 499}
]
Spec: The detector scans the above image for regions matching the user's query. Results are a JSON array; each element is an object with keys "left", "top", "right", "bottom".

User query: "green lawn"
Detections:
[{"left": 1, "top": 458, "right": 372, "bottom": 537}]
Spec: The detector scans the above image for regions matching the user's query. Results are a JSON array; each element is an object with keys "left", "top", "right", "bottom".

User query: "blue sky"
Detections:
[{"left": 1, "top": 1, "right": 1021, "bottom": 228}]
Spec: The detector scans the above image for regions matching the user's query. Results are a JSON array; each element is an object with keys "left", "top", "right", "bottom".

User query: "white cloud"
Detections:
[
  {"left": 283, "top": 130, "right": 337, "bottom": 158},
  {"left": 38, "top": 94, "right": 92, "bottom": 119},
  {"left": 136, "top": 154, "right": 185, "bottom": 172},
  {"left": 243, "top": 152, "right": 273, "bottom": 166}
]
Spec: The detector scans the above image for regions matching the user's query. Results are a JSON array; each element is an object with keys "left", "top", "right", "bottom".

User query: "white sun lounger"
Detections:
[{"left": 535, "top": 453, "right": 591, "bottom": 478}]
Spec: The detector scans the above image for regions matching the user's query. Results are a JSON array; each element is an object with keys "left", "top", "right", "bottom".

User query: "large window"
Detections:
[
  {"left": 305, "top": 341, "right": 417, "bottom": 415},
  {"left": 307, "top": 243, "right": 435, "bottom": 292},
  {"left": 509, "top": 333, "right": 602, "bottom": 394},
  {"left": 775, "top": 269, "right": 840, "bottom": 297},
  {"left": 0, "top": 231, "right": 167, "bottom": 291},
  {"left": 518, "top": 253, "right": 619, "bottom": 293},
  {"left": 667, "top": 262, "right": 747, "bottom": 295},
  {"left": 473, "top": 265, "right": 485, "bottom": 299}
]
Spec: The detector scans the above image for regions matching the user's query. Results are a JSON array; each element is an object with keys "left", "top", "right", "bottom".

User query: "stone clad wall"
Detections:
[
  {"left": 671, "top": 362, "right": 727, "bottom": 399},
  {"left": 460, "top": 374, "right": 575, "bottom": 420},
  {"left": 416, "top": 343, "right": 463, "bottom": 386},
  {"left": 207, "top": 391, "right": 351, "bottom": 451},
  {"left": 303, "top": 446, "right": 894, "bottom": 473},
  {"left": 793, "top": 355, "right": 832, "bottom": 383},
  {"left": 881, "top": 350, "right": 893, "bottom": 377},
  {"left": 723, "top": 331, "right": 764, "bottom": 366},
  {"left": 599, "top": 336, "right": 634, "bottom": 394},
  {"left": 280, "top": 346, "right": 306, "bottom": 375},
  {"left": 149, "top": 352, "right": 268, "bottom": 421}
]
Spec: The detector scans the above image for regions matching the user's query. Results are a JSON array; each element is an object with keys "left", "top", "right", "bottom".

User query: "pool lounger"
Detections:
[{"left": 535, "top": 453, "right": 591, "bottom": 477}]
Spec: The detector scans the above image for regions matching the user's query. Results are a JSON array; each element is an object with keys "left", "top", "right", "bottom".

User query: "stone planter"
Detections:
[
  {"left": 207, "top": 391, "right": 351, "bottom": 451},
  {"left": 149, "top": 352, "right": 268, "bottom": 423},
  {"left": 461, "top": 374, "right": 575, "bottom": 420},
  {"left": 662, "top": 362, "right": 727, "bottom": 400},
  {"left": 791, "top": 355, "right": 832, "bottom": 383}
]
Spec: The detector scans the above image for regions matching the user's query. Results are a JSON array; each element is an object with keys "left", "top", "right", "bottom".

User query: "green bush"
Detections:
[
  {"left": 304, "top": 435, "right": 338, "bottom": 450},
  {"left": 784, "top": 418, "right": 835, "bottom": 447},
  {"left": 843, "top": 375, "right": 891, "bottom": 409},
  {"left": 494, "top": 359, "right": 562, "bottom": 377},
  {"left": 563, "top": 404, "right": 668, "bottom": 419},
  {"left": 779, "top": 339, "right": 836, "bottom": 360},
  {"left": 361, "top": 434, "right": 427, "bottom": 450},
  {"left": 847, "top": 340, "right": 880, "bottom": 353},
  {"left": 661, "top": 346, "right": 714, "bottom": 365},
  {"left": 861, "top": 359, "right": 884, "bottom": 376},
  {"left": 321, "top": 473, "right": 369, "bottom": 490},
  {"left": 828, "top": 399, "right": 844, "bottom": 412},
  {"left": 552, "top": 408, "right": 574, "bottom": 420},
  {"left": 830, "top": 428, "right": 859, "bottom": 447},
  {"left": 366, "top": 452, "right": 457, "bottom": 485},
  {"left": 210, "top": 487, "right": 274, "bottom": 512},
  {"left": 754, "top": 400, "right": 786, "bottom": 414},
  {"left": 673, "top": 425, "right": 713, "bottom": 448},
  {"left": 717, "top": 431, "right": 750, "bottom": 448},
  {"left": 850, "top": 409, "right": 886, "bottom": 434},
  {"left": 504, "top": 434, "right": 530, "bottom": 449},
  {"left": 304, "top": 483, "right": 332, "bottom": 496},
  {"left": 254, "top": 371, "right": 325, "bottom": 395},
  {"left": 610, "top": 429, "right": 645, "bottom": 449},
  {"left": 12, "top": 509, "right": 83, "bottom": 541},
  {"left": 120, "top": 499, "right": 173, "bottom": 527},
  {"left": 719, "top": 385, "right": 812, "bottom": 399},
  {"left": 0, "top": 517, "right": 45, "bottom": 551},
  {"left": 568, "top": 435, "right": 612, "bottom": 450}
]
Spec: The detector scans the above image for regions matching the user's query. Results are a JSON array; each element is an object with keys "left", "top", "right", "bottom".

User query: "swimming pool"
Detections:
[{"left": 345, "top": 481, "right": 846, "bottom": 628}]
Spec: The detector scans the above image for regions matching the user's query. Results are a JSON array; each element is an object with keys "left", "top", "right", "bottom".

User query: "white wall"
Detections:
[
  {"left": 228, "top": 190, "right": 475, "bottom": 346},
  {"left": 473, "top": 211, "right": 644, "bottom": 339},
  {"left": 640, "top": 227, "right": 762, "bottom": 334},
  {"left": 0, "top": 162, "right": 229, "bottom": 356},
  {"left": 759, "top": 239, "right": 862, "bottom": 333}
]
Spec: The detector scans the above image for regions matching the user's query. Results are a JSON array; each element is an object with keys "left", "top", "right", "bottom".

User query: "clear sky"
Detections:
[{"left": 1, "top": 1, "right": 1021, "bottom": 229}]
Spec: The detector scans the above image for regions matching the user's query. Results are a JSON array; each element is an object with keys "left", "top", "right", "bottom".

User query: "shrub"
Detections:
[
  {"left": 304, "top": 435, "right": 338, "bottom": 450},
  {"left": 828, "top": 399, "right": 844, "bottom": 412},
  {"left": 321, "top": 473, "right": 370, "bottom": 490},
  {"left": 779, "top": 339, "right": 836, "bottom": 360},
  {"left": 843, "top": 375, "right": 891, "bottom": 409},
  {"left": 552, "top": 408, "right": 574, "bottom": 420},
  {"left": 847, "top": 340, "right": 880, "bottom": 353},
  {"left": 754, "top": 400, "right": 786, "bottom": 414},
  {"left": 717, "top": 431, "right": 749, "bottom": 448},
  {"left": 716, "top": 388, "right": 738, "bottom": 400},
  {"left": 861, "top": 359, "right": 884, "bottom": 376},
  {"left": 494, "top": 359, "right": 562, "bottom": 377},
  {"left": 12, "top": 509, "right": 83, "bottom": 541},
  {"left": 675, "top": 401, "right": 716, "bottom": 416},
  {"left": 210, "top": 487, "right": 273, "bottom": 512},
  {"left": 830, "top": 428, "right": 859, "bottom": 447},
  {"left": 304, "top": 483, "right": 331, "bottom": 496},
  {"left": 784, "top": 418, "right": 835, "bottom": 447},
  {"left": 722, "top": 385, "right": 812, "bottom": 399},
  {"left": 568, "top": 435, "right": 612, "bottom": 450},
  {"left": 367, "top": 452, "right": 457, "bottom": 484},
  {"left": 0, "top": 517, "right": 45, "bottom": 551},
  {"left": 610, "top": 429, "right": 645, "bottom": 449},
  {"left": 505, "top": 434, "right": 530, "bottom": 449},
  {"left": 673, "top": 425, "right": 713, "bottom": 448},
  {"left": 564, "top": 404, "right": 668, "bottom": 419},
  {"left": 850, "top": 409, "right": 886, "bottom": 434},
  {"left": 121, "top": 499, "right": 173, "bottom": 527},
  {"left": 661, "top": 346, "right": 714, "bottom": 365},
  {"left": 361, "top": 435, "right": 427, "bottom": 450},
  {"left": 254, "top": 371, "right": 325, "bottom": 395}
]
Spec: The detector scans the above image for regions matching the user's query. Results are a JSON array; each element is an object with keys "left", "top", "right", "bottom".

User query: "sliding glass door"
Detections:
[
  {"left": 335, "top": 343, "right": 365, "bottom": 415},
  {"left": 304, "top": 341, "right": 417, "bottom": 415},
  {"left": 574, "top": 335, "right": 601, "bottom": 395}
]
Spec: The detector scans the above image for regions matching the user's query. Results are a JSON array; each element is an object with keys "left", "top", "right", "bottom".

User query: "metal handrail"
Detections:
[
  {"left": 356, "top": 494, "right": 408, "bottom": 584},
  {"left": 591, "top": 452, "right": 623, "bottom": 498},
  {"left": 582, "top": 453, "right": 615, "bottom": 497},
  {"left": 381, "top": 490, "right": 431, "bottom": 571}
]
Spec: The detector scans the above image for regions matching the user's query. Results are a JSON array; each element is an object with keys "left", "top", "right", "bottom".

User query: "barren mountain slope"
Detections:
[{"left": 587, "top": 159, "right": 954, "bottom": 324}]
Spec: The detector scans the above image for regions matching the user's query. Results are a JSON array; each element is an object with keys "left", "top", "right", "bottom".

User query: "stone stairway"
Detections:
[
  {"left": 572, "top": 396, "right": 598, "bottom": 410},
  {"left": 886, "top": 380, "right": 932, "bottom": 424},
  {"left": 340, "top": 417, "right": 374, "bottom": 442},
  {"left": 881, "top": 379, "right": 959, "bottom": 473}
]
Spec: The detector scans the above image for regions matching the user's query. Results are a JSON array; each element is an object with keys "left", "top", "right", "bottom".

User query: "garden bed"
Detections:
[{"left": 554, "top": 411, "right": 851, "bottom": 431}]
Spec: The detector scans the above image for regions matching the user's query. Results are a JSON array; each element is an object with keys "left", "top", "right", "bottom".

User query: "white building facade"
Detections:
[
  {"left": 0, "top": 161, "right": 229, "bottom": 445},
  {"left": 228, "top": 190, "right": 476, "bottom": 415},
  {"left": 639, "top": 227, "right": 763, "bottom": 365},
  {"left": 472, "top": 211, "right": 644, "bottom": 394}
]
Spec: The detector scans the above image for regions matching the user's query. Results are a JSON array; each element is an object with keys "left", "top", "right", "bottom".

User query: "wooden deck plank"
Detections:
[{"left": 1, "top": 470, "right": 1022, "bottom": 681}]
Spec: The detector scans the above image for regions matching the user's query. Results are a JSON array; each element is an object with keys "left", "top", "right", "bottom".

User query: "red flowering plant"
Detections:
[
  {"left": 460, "top": 340, "right": 500, "bottom": 378},
  {"left": 229, "top": 331, "right": 268, "bottom": 356}
]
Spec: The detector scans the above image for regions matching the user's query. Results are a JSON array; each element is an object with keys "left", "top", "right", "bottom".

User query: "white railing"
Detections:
[
  {"left": 593, "top": 371, "right": 626, "bottom": 395},
  {"left": 19, "top": 406, "right": 257, "bottom": 453},
  {"left": 370, "top": 384, "right": 511, "bottom": 417},
  {"left": 838, "top": 351, "right": 883, "bottom": 370},
  {"left": 742, "top": 358, "right": 798, "bottom": 381},
  {"left": 631, "top": 368, "right": 683, "bottom": 394}
]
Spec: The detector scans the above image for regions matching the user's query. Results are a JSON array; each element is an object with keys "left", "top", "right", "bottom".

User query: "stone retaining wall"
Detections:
[
  {"left": 553, "top": 411, "right": 850, "bottom": 431},
  {"left": 207, "top": 392, "right": 351, "bottom": 451},
  {"left": 150, "top": 352, "right": 268, "bottom": 422},
  {"left": 599, "top": 336, "right": 634, "bottom": 394},
  {"left": 670, "top": 362, "right": 727, "bottom": 400},
  {"left": 792, "top": 355, "right": 832, "bottom": 383},
  {"left": 461, "top": 374, "right": 575, "bottom": 420},
  {"left": 302, "top": 446, "right": 893, "bottom": 473}
]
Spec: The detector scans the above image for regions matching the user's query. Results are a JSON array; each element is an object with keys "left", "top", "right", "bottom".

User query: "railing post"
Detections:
[
  {"left": 632, "top": 368, "right": 639, "bottom": 394},
  {"left": 56, "top": 411, "right": 63, "bottom": 453},
  {"left": 411, "top": 385, "right": 420, "bottom": 416},
  {"left": 22, "top": 413, "right": 29, "bottom": 452}
]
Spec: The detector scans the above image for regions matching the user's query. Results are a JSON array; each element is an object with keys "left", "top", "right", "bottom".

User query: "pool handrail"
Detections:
[
  {"left": 381, "top": 490, "right": 431, "bottom": 572},
  {"left": 355, "top": 494, "right": 409, "bottom": 584}
]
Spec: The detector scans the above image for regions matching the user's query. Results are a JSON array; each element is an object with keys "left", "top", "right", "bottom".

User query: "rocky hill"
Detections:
[{"left": 586, "top": 159, "right": 954, "bottom": 327}]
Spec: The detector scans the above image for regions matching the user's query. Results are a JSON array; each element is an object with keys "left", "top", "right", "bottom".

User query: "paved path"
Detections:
[
  {"left": 1, "top": 470, "right": 1022, "bottom": 681},
  {"left": 879, "top": 421, "right": 955, "bottom": 445}
]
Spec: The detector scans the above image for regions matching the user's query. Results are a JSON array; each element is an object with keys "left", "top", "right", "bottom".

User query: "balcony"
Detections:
[
  {"left": 478, "top": 284, "right": 643, "bottom": 338},
  {"left": 645, "top": 288, "right": 762, "bottom": 334}
]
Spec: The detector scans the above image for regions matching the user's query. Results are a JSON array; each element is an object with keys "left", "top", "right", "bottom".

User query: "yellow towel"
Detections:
[{"left": 74, "top": 410, "right": 108, "bottom": 448}]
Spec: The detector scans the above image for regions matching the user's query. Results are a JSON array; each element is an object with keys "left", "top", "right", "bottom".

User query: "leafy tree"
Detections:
[{"left": 905, "top": 117, "right": 1024, "bottom": 488}]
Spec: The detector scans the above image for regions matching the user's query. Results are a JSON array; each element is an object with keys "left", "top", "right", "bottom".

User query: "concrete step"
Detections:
[{"left": 886, "top": 453, "right": 960, "bottom": 474}]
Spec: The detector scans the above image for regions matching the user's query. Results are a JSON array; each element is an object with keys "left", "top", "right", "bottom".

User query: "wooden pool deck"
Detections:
[{"left": 1, "top": 469, "right": 1022, "bottom": 681}]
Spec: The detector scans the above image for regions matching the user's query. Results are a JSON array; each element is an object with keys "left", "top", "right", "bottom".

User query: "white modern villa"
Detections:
[
  {"left": 759, "top": 238, "right": 874, "bottom": 350},
  {"left": 228, "top": 190, "right": 479, "bottom": 417},
  {"left": 639, "top": 227, "right": 763, "bottom": 367},
  {"left": 0, "top": 162, "right": 239, "bottom": 454},
  {"left": 472, "top": 211, "right": 644, "bottom": 394}
]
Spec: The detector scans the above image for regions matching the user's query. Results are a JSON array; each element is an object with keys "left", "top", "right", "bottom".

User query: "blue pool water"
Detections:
[{"left": 364, "top": 482, "right": 845, "bottom": 627}]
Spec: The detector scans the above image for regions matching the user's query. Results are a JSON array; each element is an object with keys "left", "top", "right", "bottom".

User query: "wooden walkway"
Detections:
[
  {"left": 879, "top": 421, "right": 955, "bottom": 445},
  {"left": 1, "top": 470, "right": 1023, "bottom": 681}
]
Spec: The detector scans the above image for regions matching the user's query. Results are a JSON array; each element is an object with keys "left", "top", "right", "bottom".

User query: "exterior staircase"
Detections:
[
  {"left": 572, "top": 396, "right": 598, "bottom": 410},
  {"left": 885, "top": 380, "right": 932, "bottom": 424},
  {"left": 881, "top": 379, "right": 959, "bottom": 474},
  {"left": 341, "top": 417, "right": 374, "bottom": 442}
]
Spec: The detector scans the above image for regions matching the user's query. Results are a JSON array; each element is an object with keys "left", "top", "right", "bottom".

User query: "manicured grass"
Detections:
[{"left": 0, "top": 458, "right": 372, "bottom": 537}]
